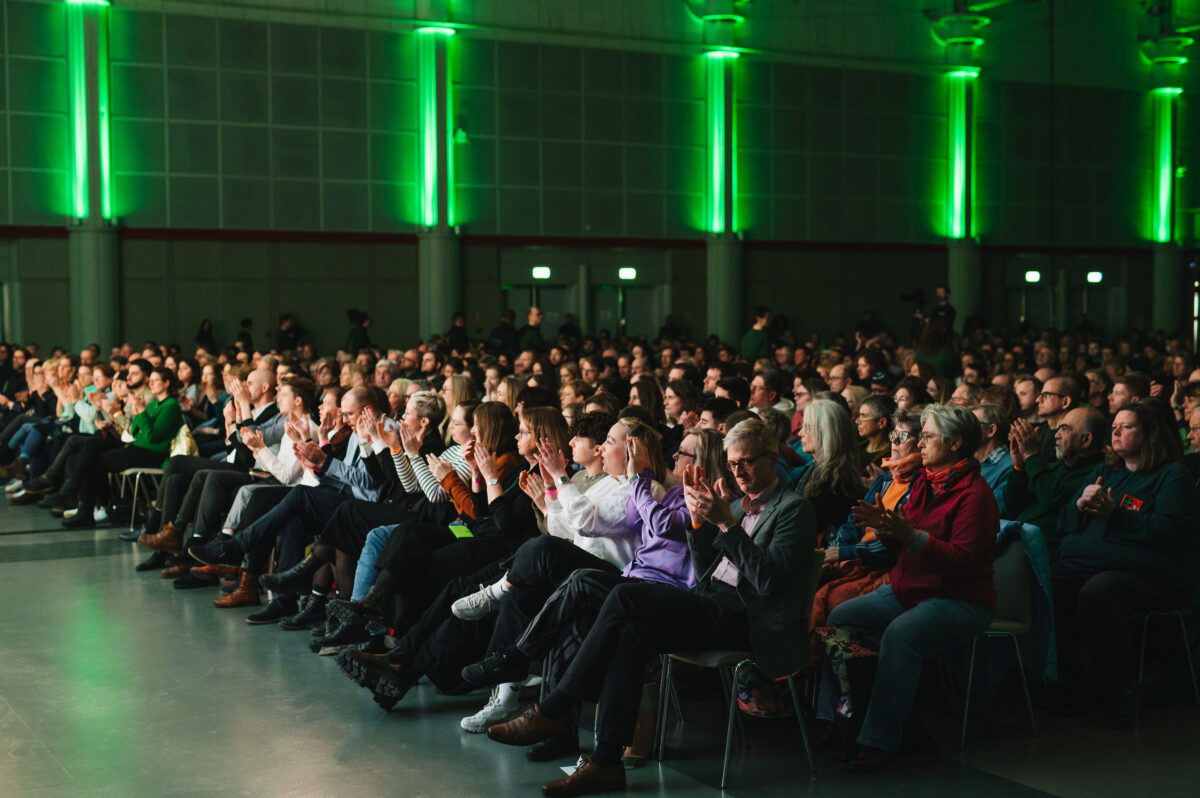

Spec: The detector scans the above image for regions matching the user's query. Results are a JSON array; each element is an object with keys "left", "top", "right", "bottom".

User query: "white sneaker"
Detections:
[
  {"left": 6, "top": 482, "right": 23, "bottom": 495},
  {"left": 451, "top": 584, "right": 501, "bottom": 621},
  {"left": 460, "top": 688, "right": 522, "bottom": 733},
  {"left": 93, "top": 506, "right": 108, "bottom": 523},
  {"left": 63, "top": 508, "right": 78, "bottom": 519}
]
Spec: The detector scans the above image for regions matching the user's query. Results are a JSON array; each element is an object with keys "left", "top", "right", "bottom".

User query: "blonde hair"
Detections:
[
  {"left": 801, "top": 398, "right": 863, "bottom": 500},
  {"left": 617, "top": 417, "right": 668, "bottom": 484}
]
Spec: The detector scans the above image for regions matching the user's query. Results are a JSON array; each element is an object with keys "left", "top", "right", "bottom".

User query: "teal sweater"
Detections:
[
  {"left": 1057, "top": 461, "right": 1200, "bottom": 589},
  {"left": 130, "top": 397, "right": 184, "bottom": 454},
  {"left": 1003, "top": 452, "right": 1103, "bottom": 558}
]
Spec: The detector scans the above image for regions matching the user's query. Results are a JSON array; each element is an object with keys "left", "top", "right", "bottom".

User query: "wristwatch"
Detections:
[
  {"left": 487, "top": 477, "right": 500, "bottom": 486},
  {"left": 557, "top": 475, "right": 570, "bottom": 486}
]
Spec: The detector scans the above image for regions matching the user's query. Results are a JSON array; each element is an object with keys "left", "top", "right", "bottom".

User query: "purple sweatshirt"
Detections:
[{"left": 622, "top": 471, "right": 696, "bottom": 589}]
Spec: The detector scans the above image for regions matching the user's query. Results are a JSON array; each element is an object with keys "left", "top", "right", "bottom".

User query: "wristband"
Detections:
[
  {"left": 390, "top": 446, "right": 404, "bottom": 456},
  {"left": 363, "top": 437, "right": 373, "bottom": 445},
  {"left": 545, "top": 488, "right": 558, "bottom": 496}
]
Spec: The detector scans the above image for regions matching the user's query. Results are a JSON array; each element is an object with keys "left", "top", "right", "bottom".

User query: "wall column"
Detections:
[
  {"left": 67, "top": 0, "right": 120, "bottom": 351},
  {"left": 947, "top": 238, "right": 980, "bottom": 330},
  {"left": 414, "top": 19, "right": 459, "bottom": 340},
  {"left": 706, "top": 236, "right": 742, "bottom": 344}
]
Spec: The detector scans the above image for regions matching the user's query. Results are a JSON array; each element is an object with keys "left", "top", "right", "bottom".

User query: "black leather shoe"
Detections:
[
  {"left": 9, "top": 490, "right": 43, "bottom": 506},
  {"left": 188, "top": 536, "right": 242, "bottom": 567},
  {"left": 327, "top": 586, "right": 387, "bottom": 626},
  {"left": 173, "top": 572, "right": 219, "bottom": 590},
  {"left": 525, "top": 728, "right": 580, "bottom": 762},
  {"left": 315, "top": 619, "right": 371, "bottom": 648},
  {"left": 42, "top": 491, "right": 73, "bottom": 511},
  {"left": 462, "top": 646, "right": 531, "bottom": 687},
  {"left": 135, "top": 550, "right": 171, "bottom": 572},
  {"left": 21, "top": 476, "right": 55, "bottom": 495},
  {"left": 245, "top": 596, "right": 299, "bottom": 625},
  {"left": 279, "top": 597, "right": 327, "bottom": 631},
  {"left": 260, "top": 555, "right": 323, "bottom": 595}
]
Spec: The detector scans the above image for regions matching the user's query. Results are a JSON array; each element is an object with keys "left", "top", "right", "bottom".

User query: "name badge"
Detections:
[{"left": 1119, "top": 495, "right": 1144, "bottom": 512}]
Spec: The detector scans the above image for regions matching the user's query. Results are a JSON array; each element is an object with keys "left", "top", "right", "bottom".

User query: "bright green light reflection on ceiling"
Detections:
[
  {"left": 705, "top": 50, "right": 740, "bottom": 60},
  {"left": 416, "top": 26, "right": 456, "bottom": 36}
]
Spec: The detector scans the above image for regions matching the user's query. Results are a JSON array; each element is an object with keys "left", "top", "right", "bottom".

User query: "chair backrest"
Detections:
[{"left": 992, "top": 538, "right": 1032, "bottom": 627}]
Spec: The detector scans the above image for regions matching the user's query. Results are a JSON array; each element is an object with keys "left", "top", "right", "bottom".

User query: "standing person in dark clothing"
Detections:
[
  {"left": 274, "top": 313, "right": 304, "bottom": 352},
  {"left": 487, "top": 309, "right": 519, "bottom": 357},
  {"left": 446, "top": 311, "right": 471, "bottom": 356},
  {"left": 234, "top": 318, "right": 253, "bottom": 353},
  {"left": 517, "top": 306, "right": 546, "bottom": 353},
  {"left": 194, "top": 319, "right": 217, "bottom": 354},
  {"left": 345, "top": 309, "right": 372, "bottom": 355}
]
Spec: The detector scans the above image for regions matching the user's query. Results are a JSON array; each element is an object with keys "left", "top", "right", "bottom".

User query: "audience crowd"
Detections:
[{"left": 2, "top": 293, "right": 1198, "bottom": 793}]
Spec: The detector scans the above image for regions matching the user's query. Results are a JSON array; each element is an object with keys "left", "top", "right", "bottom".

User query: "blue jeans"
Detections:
[
  {"left": 353, "top": 525, "right": 395, "bottom": 600},
  {"left": 816, "top": 584, "right": 994, "bottom": 752}
]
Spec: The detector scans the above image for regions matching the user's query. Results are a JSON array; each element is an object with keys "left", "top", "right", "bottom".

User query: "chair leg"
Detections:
[
  {"left": 959, "top": 638, "right": 979, "bottom": 752},
  {"left": 1136, "top": 614, "right": 1152, "bottom": 728},
  {"left": 1175, "top": 613, "right": 1200, "bottom": 709},
  {"left": 787, "top": 674, "right": 817, "bottom": 776},
  {"left": 130, "top": 473, "right": 143, "bottom": 532},
  {"left": 655, "top": 656, "right": 673, "bottom": 762},
  {"left": 1007, "top": 634, "right": 1038, "bottom": 737},
  {"left": 720, "top": 663, "right": 741, "bottom": 790}
]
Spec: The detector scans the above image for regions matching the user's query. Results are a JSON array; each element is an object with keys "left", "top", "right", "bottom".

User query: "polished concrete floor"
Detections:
[{"left": 2, "top": 502, "right": 1198, "bottom": 797}]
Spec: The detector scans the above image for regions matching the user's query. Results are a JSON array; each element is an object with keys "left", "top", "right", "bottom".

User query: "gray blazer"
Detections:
[{"left": 686, "top": 486, "right": 817, "bottom": 678}]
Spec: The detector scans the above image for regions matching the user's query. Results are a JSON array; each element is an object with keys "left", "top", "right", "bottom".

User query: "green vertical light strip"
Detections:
[
  {"left": 705, "top": 51, "right": 737, "bottom": 234},
  {"left": 417, "top": 30, "right": 439, "bottom": 226},
  {"left": 444, "top": 34, "right": 455, "bottom": 227},
  {"left": 947, "top": 69, "right": 976, "bottom": 239},
  {"left": 1153, "top": 87, "right": 1180, "bottom": 244},
  {"left": 66, "top": 0, "right": 89, "bottom": 219},
  {"left": 416, "top": 26, "right": 454, "bottom": 228},
  {"left": 96, "top": 4, "right": 113, "bottom": 219}
]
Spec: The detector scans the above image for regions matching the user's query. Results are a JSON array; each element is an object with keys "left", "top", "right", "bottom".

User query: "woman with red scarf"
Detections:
[
  {"left": 813, "top": 404, "right": 998, "bottom": 772},
  {"left": 809, "top": 409, "right": 924, "bottom": 664}
]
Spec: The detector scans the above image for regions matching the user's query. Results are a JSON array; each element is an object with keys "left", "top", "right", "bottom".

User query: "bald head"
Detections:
[{"left": 1053, "top": 406, "right": 1105, "bottom": 466}]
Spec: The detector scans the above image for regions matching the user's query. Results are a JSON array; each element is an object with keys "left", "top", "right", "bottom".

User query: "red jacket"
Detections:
[{"left": 889, "top": 463, "right": 997, "bottom": 609}]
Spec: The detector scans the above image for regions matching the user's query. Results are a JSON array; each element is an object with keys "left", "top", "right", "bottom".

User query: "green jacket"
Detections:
[
  {"left": 686, "top": 487, "right": 818, "bottom": 678},
  {"left": 1002, "top": 452, "right": 1103, "bottom": 557},
  {"left": 130, "top": 397, "right": 184, "bottom": 455},
  {"left": 739, "top": 328, "right": 770, "bottom": 362}
]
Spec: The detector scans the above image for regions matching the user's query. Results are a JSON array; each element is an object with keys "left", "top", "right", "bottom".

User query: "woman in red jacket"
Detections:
[{"left": 814, "top": 404, "right": 997, "bottom": 772}]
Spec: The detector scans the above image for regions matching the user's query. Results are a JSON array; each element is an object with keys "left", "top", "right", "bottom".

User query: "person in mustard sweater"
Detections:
[{"left": 64, "top": 367, "right": 183, "bottom": 529}]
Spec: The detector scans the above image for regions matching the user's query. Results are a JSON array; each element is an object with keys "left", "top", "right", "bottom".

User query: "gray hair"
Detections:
[
  {"left": 724, "top": 417, "right": 778, "bottom": 456},
  {"left": 921, "top": 403, "right": 981, "bottom": 457},
  {"left": 408, "top": 390, "right": 447, "bottom": 427},
  {"left": 891, "top": 408, "right": 923, "bottom": 435},
  {"left": 972, "top": 402, "right": 1010, "bottom": 443}
]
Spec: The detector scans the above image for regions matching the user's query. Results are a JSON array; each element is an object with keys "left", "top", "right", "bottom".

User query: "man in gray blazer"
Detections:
[{"left": 486, "top": 418, "right": 817, "bottom": 797}]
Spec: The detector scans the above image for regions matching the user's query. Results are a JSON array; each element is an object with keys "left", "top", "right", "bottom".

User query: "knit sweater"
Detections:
[
  {"left": 889, "top": 462, "right": 998, "bottom": 608},
  {"left": 129, "top": 397, "right": 184, "bottom": 454}
]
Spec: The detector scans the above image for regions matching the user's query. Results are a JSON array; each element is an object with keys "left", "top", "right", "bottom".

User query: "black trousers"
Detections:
[
  {"left": 321, "top": 499, "right": 415, "bottom": 560},
  {"left": 1053, "top": 567, "right": 1192, "bottom": 697},
  {"left": 234, "top": 485, "right": 347, "bottom": 577},
  {"left": 188, "top": 469, "right": 256, "bottom": 539},
  {"left": 518, "top": 568, "right": 638, "bottom": 692},
  {"left": 78, "top": 443, "right": 163, "bottom": 509},
  {"left": 557, "top": 581, "right": 749, "bottom": 747},
  {"left": 41, "top": 433, "right": 90, "bottom": 488},
  {"left": 63, "top": 436, "right": 121, "bottom": 503},
  {"left": 487, "top": 536, "right": 618, "bottom": 660},
  {"left": 390, "top": 560, "right": 507, "bottom": 695},
  {"left": 160, "top": 455, "right": 243, "bottom": 527}
]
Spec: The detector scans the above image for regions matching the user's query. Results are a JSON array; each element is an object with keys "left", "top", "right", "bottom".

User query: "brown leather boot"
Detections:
[
  {"left": 214, "top": 571, "right": 261, "bottom": 608},
  {"left": 138, "top": 521, "right": 184, "bottom": 553}
]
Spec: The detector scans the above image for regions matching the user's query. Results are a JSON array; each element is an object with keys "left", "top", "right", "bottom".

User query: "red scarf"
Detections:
[
  {"left": 923, "top": 457, "right": 978, "bottom": 495},
  {"left": 883, "top": 451, "right": 924, "bottom": 485}
]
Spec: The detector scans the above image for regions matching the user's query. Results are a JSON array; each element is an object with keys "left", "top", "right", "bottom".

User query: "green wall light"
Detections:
[
  {"left": 705, "top": 51, "right": 737, "bottom": 234},
  {"left": 1153, "top": 88, "right": 1178, "bottom": 243},
  {"left": 97, "top": 4, "right": 113, "bottom": 219},
  {"left": 947, "top": 70, "right": 976, "bottom": 239},
  {"left": 417, "top": 30, "right": 439, "bottom": 226},
  {"left": 66, "top": 1, "right": 89, "bottom": 219},
  {"left": 618, "top": 267, "right": 637, "bottom": 280},
  {"left": 1086, "top": 271, "right": 1104, "bottom": 284},
  {"left": 531, "top": 266, "right": 551, "bottom": 280},
  {"left": 1024, "top": 270, "right": 1041, "bottom": 284}
]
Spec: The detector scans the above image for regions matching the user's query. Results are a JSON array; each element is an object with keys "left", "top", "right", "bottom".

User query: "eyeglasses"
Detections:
[
  {"left": 856, "top": 414, "right": 880, "bottom": 423},
  {"left": 728, "top": 452, "right": 771, "bottom": 472},
  {"left": 675, "top": 450, "right": 697, "bottom": 460},
  {"left": 1037, "top": 391, "right": 1067, "bottom": 400},
  {"left": 918, "top": 432, "right": 941, "bottom": 442},
  {"left": 888, "top": 430, "right": 911, "bottom": 443}
]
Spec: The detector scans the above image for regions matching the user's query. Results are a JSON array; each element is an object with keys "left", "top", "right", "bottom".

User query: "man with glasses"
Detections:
[
  {"left": 827, "top": 362, "right": 853, "bottom": 394},
  {"left": 484, "top": 418, "right": 816, "bottom": 796},
  {"left": 1006, "top": 407, "right": 1106, "bottom": 558},
  {"left": 1034, "top": 376, "right": 1082, "bottom": 460},
  {"left": 189, "top": 386, "right": 384, "bottom": 622}
]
